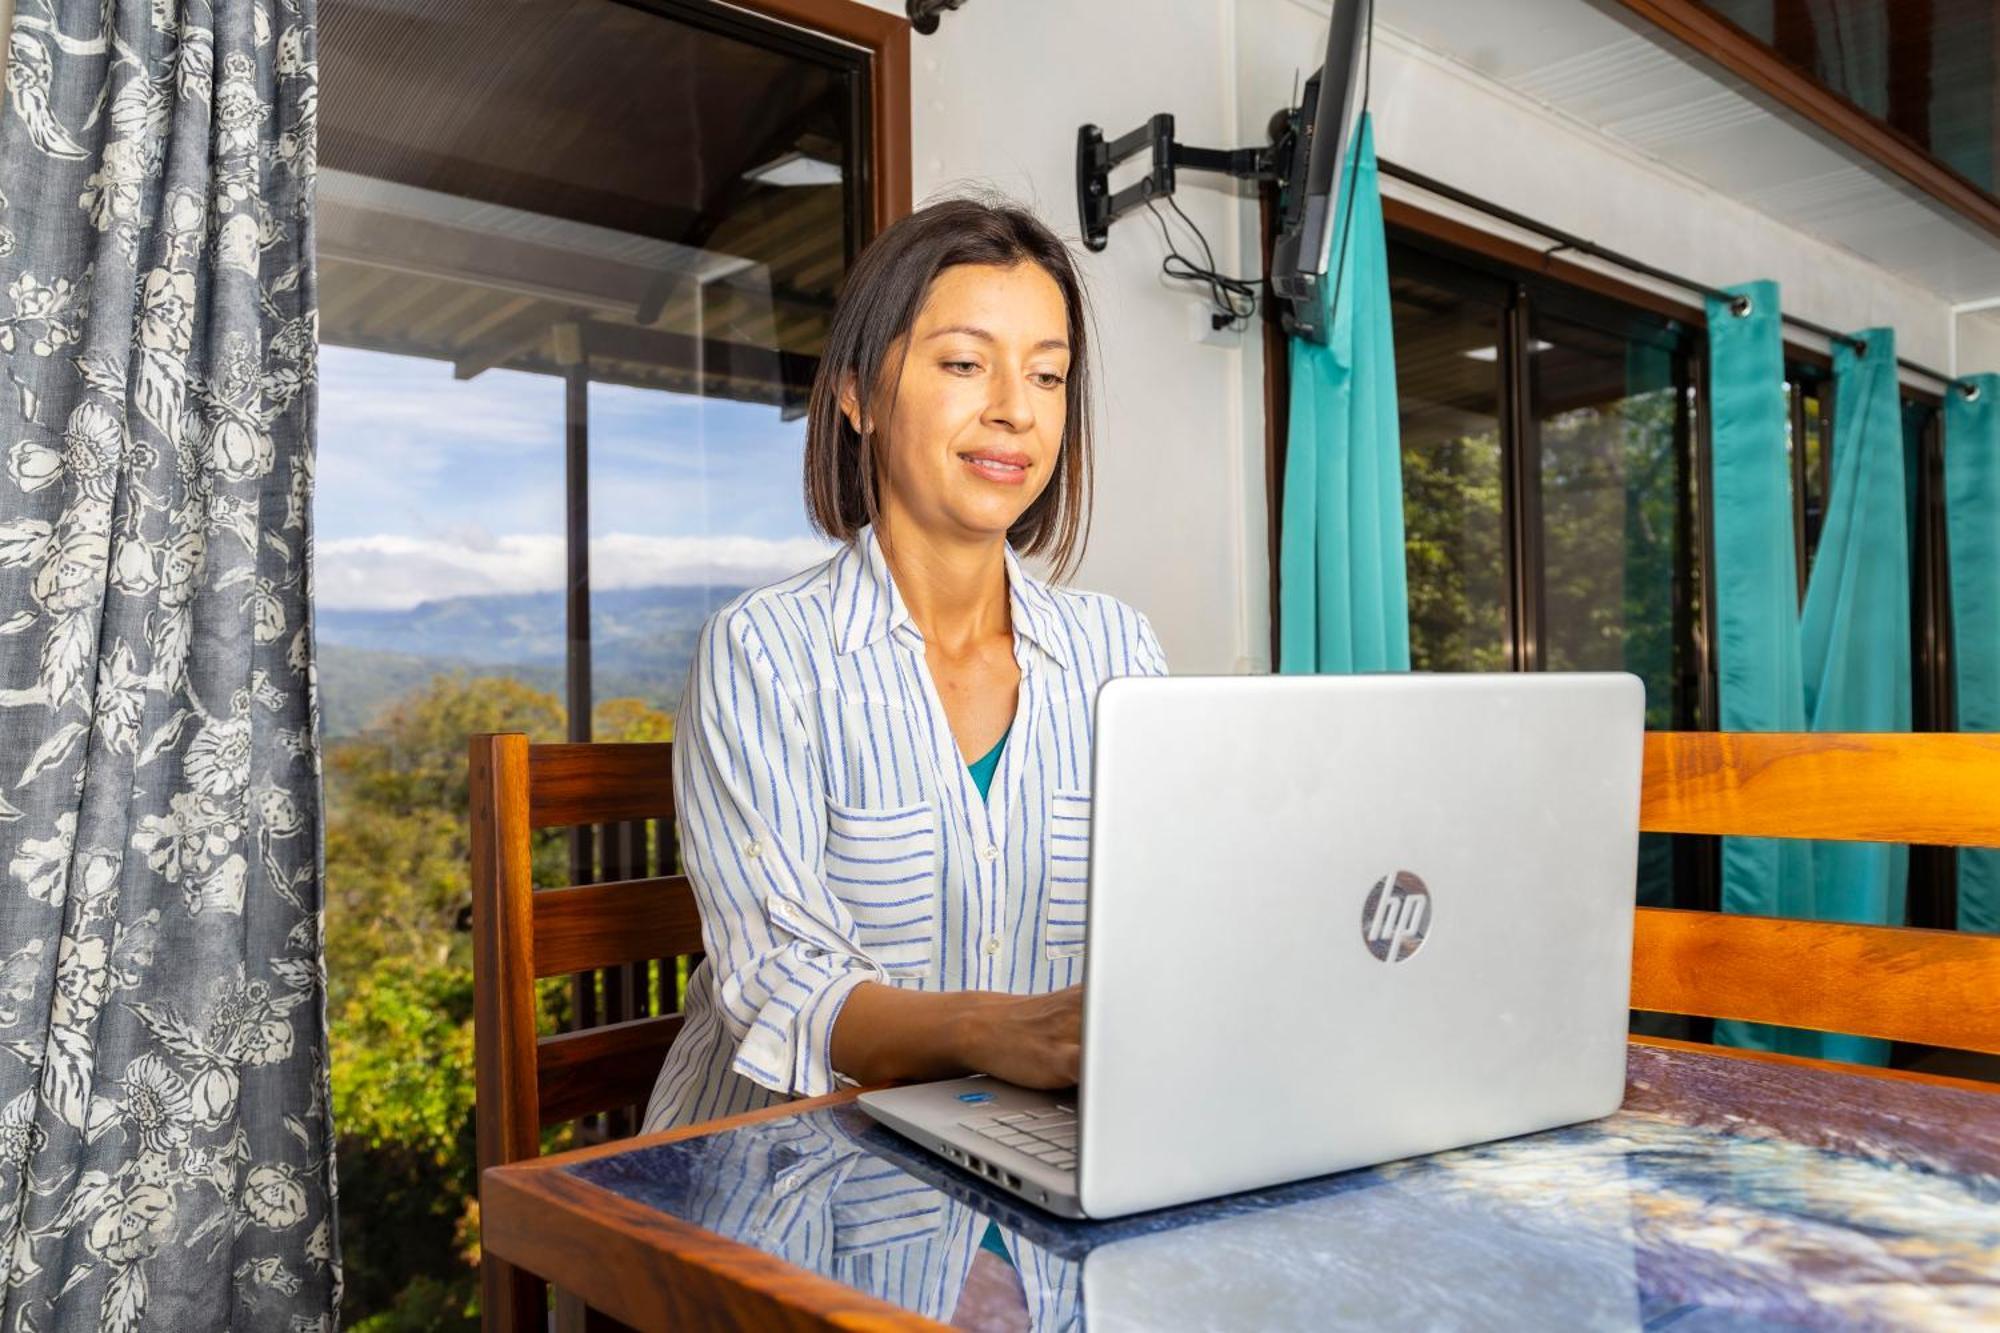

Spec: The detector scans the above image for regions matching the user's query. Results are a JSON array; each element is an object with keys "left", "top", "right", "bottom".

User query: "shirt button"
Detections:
[
  {"left": 744, "top": 838, "right": 765, "bottom": 859},
  {"left": 984, "top": 935, "right": 1002, "bottom": 956},
  {"left": 979, "top": 844, "right": 999, "bottom": 862}
]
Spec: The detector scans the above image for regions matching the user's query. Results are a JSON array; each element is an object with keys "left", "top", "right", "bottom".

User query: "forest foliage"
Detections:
[{"left": 325, "top": 675, "right": 671, "bottom": 1329}]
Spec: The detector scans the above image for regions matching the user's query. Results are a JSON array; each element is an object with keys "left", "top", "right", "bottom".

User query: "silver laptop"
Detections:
[{"left": 858, "top": 673, "right": 1644, "bottom": 1219}]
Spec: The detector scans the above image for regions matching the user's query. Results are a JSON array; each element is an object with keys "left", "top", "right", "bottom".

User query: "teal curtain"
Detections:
[
  {"left": 1946, "top": 375, "right": 2000, "bottom": 934},
  {"left": 1704, "top": 282, "right": 1814, "bottom": 1052},
  {"left": 1796, "top": 327, "right": 1912, "bottom": 1066},
  {"left": 1279, "top": 114, "right": 1409, "bottom": 674}
]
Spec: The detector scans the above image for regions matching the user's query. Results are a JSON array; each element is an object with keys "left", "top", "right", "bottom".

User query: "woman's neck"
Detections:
[{"left": 874, "top": 510, "right": 1011, "bottom": 657}]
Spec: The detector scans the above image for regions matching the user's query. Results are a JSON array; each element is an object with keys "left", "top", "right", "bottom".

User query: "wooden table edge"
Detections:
[
  {"left": 1628, "top": 1034, "right": 2000, "bottom": 1096},
  {"left": 482, "top": 1129, "right": 946, "bottom": 1332},
  {"left": 485, "top": 1041, "right": 1995, "bottom": 1329}
]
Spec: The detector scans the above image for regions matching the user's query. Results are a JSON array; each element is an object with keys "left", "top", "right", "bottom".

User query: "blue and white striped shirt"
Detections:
[{"left": 643, "top": 525, "right": 1168, "bottom": 1132}]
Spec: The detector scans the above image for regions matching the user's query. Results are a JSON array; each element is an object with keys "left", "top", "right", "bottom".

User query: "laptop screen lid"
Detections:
[{"left": 1074, "top": 673, "right": 1643, "bottom": 1218}]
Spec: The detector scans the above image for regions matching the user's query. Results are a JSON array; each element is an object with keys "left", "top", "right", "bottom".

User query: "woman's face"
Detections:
[{"left": 851, "top": 261, "right": 1071, "bottom": 544}]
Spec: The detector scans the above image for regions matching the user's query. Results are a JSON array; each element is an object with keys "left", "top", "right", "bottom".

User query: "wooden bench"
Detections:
[{"left": 1634, "top": 732, "right": 2000, "bottom": 1056}]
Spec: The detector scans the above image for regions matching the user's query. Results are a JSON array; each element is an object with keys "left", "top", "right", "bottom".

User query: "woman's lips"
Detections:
[{"left": 960, "top": 453, "right": 1031, "bottom": 485}]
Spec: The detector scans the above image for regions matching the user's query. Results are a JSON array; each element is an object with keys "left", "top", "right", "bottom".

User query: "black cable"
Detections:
[{"left": 1143, "top": 194, "right": 1259, "bottom": 330}]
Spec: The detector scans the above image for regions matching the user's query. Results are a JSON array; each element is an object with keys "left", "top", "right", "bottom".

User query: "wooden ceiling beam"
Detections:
[{"left": 454, "top": 304, "right": 572, "bottom": 381}]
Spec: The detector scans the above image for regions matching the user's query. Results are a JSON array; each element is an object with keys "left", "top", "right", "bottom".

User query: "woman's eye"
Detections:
[
  {"left": 942, "top": 359, "right": 980, "bottom": 374},
  {"left": 1032, "top": 372, "right": 1067, "bottom": 389}
]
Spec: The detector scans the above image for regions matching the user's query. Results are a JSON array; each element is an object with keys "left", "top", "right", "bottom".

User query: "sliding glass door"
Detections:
[
  {"left": 1386, "top": 242, "right": 1703, "bottom": 728},
  {"left": 313, "top": 0, "right": 884, "bottom": 1320}
]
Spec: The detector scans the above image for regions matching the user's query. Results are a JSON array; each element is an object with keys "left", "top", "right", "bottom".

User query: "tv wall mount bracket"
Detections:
[{"left": 1076, "top": 112, "right": 1289, "bottom": 253}]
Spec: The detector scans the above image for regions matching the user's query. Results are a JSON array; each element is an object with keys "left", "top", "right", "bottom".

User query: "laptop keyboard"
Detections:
[{"left": 961, "top": 1105, "right": 1077, "bottom": 1171}]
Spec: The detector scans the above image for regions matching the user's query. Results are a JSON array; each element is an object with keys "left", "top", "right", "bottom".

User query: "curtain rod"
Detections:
[{"left": 1376, "top": 158, "right": 1979, "bottom": 401}]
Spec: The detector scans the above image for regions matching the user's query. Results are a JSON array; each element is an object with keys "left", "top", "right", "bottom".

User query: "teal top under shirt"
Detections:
[
  {"left": 967, "top": 724, "right": 1013, "bottom": 1264},
  {"left": 966, "top": 726, "right": 1009, "bottom": 799}
]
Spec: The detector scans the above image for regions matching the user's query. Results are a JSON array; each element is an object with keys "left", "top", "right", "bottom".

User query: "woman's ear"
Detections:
[{"left": 838, "top": 373, "right": 869, "bottom": 437}]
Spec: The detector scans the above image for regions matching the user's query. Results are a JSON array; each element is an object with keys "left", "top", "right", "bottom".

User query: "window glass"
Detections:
[
  {"left": 1532, "top": 311, "right": 1690, "bottom": 730},
  {"left": 583, "top": 384, "right": 832, "bottom": 719},
  {"left": 1697, "top": 0, "right": 1997, "bottom": 195},
  {"left": 318, "top": 0, "right": 858, "bottom": 741},
  {"left": 1786, "top": 370, "right": 1833, "bottom": 578},
  {"left": 315, "top": 350, "right": 565, "bottom": 735},
  {"left": 313, "top": 0, "right": 870, "bottom": 1319},
  {"left": 1390, "top": 263, "right": 1510, "bottom": 672}
]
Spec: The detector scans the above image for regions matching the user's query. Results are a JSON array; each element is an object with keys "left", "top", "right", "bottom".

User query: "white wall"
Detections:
[
  {"left": 855, "top": 0, "right": 1264, "bottom": 674},
  {"left": 1957, "top": 310, "right": 2000, "bottom": 379},
  {"left": 853, "top": 0, "right": 1982, "bottom": 674}
]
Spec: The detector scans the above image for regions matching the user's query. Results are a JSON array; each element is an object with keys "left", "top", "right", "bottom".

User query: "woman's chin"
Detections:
[{"left": 949, "top": 498, "right": 1034, "bottom": 541}]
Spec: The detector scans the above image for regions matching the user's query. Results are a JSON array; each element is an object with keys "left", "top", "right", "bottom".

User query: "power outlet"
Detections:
[{"left": 1189, "top": 302, "right": 1244, "bottom": 348}]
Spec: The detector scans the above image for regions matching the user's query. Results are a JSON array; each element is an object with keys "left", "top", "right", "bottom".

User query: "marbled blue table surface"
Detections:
[{"left": 570, "top": 1044, "right": 2000, "bottom": 1330}]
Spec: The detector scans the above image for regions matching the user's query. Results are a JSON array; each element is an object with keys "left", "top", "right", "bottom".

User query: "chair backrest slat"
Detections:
[
  {"left": 537, "top": 1014, "right": 686, "bottom": 1127},
  {"left": 527, "top": 742, "right": 674, "bottom": 829},
  {"left": 1632, "top": 906, "right": 2000, "bottom": 1055},
  {"left": 1641, "top": 732, "right": 2000, "bottom": 846},
  {"left": 533, "top": 876, "right": 704, "bottom": 979},
  {"left": 1634, "top": 731, "right": 2000, "bottom": 1059}
]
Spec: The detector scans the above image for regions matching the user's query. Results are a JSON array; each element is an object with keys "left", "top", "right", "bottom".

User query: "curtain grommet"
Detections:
[
  {"left": 1962, "top": 382, "right": 1982, "bottom": 403},
  {"left": 1728, "top": 295, "right": 1752, "bottom": 318}
]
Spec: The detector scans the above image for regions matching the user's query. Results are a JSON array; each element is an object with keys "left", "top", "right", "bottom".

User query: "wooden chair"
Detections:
[
  {"left": 470, "top": 734, "right": 705, "bottom": 1333},
  {"left": 1634, "top": 732, "right": 2000, "bottom": 1057}
]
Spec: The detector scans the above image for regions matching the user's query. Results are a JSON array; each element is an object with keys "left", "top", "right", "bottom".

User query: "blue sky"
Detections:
[{"left": 315, "top": 345, "right": 835, "bottom": 610}]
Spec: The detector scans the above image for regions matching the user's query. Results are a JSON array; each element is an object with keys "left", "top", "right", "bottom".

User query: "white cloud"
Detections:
[{"left": 315, "top": 531, "right": 838, "bottom": 611}]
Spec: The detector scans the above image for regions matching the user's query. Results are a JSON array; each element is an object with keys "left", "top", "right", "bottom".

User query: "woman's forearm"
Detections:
[
  {"left": 829, "top": 981, "right": 1000, "bottom": 1085},
  {"left": 829, "top": 980, "right": 1082, "bottom": 1089}
]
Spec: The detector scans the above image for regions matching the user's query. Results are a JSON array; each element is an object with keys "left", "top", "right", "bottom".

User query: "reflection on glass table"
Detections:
[{"left": 568, "top": 1044, "right": 2000, "bottom": 1331}]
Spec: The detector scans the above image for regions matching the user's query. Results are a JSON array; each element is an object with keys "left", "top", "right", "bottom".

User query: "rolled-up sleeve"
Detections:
[
  {"left": 674, "top": 602, "right": 885, "bottom": 1098},
  {"left": 1133, "top": 609, "right": 1170, "bottom": 678}
]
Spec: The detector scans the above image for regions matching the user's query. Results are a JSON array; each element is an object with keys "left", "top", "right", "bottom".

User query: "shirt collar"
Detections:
[{"left": 831, "top": 525, "right": 1072, "bottom": 670}]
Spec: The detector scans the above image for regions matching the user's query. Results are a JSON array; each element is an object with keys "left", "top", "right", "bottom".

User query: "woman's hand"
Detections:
[
  {"left": 829, "top": 982, "right": 1082, "bottom": 1088},
  {"left": 953, "top": 986, "right": 1082, "bottom": 1089}
]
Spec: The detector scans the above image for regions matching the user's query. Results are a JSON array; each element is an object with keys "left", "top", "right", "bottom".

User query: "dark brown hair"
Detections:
[{"left": 803, "top": 196, "right": 1094, "bottom": 579}]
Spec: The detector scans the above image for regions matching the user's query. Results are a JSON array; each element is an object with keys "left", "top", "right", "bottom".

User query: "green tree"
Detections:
[
  {"left": 327, "top": 674, "right": 578, "bottom": 1328},
  {"left": 594, "top": 696, "right": 676, "bottom": 743},
  {"left": 1402, "top": 427, "right": 1509, "bottom": 673}
]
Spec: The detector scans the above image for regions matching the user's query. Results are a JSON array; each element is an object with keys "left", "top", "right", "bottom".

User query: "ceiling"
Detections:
[{"left": 1374, "top": 0, "right": 2000, "bottom": 306}]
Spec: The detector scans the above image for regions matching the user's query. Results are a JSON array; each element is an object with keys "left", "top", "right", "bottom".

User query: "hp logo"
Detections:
[{"left": 1361, "top": 871, "right": 1431, "bottom": 963}]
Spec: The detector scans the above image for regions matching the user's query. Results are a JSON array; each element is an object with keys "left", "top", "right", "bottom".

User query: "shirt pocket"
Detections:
[
  {"left": 1043, "top": 788, "right": 1093, "bottom": 958},
  {"left": 823, "top": 798, "right": 939, "bottom": 978},
  {"left": 828, "top": 1166, "right": 949, "bottom": 1261}
]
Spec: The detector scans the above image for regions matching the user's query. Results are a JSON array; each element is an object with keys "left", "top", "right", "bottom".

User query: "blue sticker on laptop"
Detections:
[{"left": 956, "top": 1091, "right": 995, "bottom": 1104}]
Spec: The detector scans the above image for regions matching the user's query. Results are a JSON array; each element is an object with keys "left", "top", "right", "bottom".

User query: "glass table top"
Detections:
[{"left": 569, "top": 1044, "right": 2000, "bottom": 1330}]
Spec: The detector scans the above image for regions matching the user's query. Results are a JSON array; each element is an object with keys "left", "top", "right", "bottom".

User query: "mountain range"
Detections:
[{"left": 316, "top": 584, "right": 743, "bottom": 737}]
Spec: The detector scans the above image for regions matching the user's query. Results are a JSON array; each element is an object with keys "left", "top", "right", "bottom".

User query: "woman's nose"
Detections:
[{"left": 984, "top": 369, "right": 1034, "bottom": 432}]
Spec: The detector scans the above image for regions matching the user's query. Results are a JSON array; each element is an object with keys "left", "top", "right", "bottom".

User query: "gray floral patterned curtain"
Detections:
[{"left": 0, "top": 1, "right": 338, "bottom": 1329}]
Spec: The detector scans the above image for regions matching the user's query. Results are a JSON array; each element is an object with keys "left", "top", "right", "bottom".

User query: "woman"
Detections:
[{"left": 643, "top": 197, "right": 1167, "bottom": 1134}]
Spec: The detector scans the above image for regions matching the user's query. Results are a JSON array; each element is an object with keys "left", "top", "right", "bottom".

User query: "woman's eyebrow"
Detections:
[{"left": 923, "top": 324, "right": 1069, "bottom": 352}]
